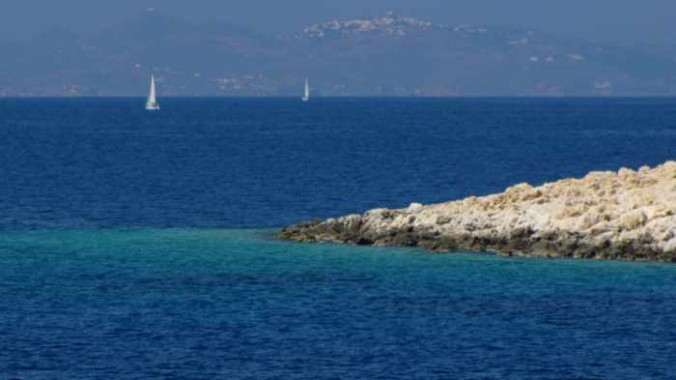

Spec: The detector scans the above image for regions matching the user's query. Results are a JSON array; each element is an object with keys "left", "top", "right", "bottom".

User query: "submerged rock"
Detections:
[{"left": 277, "top": 161, "right": 676, "bottom": 262}]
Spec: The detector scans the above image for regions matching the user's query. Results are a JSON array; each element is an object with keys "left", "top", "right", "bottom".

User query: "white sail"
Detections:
[
  {"left": 145, "top": 75, "right": 160, "bottom": 111},
  {"left": 302, "top": 77, "right": 310, "bottom": 102}
]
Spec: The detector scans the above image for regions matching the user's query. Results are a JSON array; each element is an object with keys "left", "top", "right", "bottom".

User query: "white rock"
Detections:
[{"left": 406, "top": 203, "right": 424, "bottom": 213}]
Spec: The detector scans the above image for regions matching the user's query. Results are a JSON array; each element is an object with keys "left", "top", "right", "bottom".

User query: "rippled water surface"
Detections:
[
  {"left": 0, "top": 98, "right": 675, "bottom": 379},
  {"left": 2, "top": 229, "right": 675, "bottom": 379},
  {"left": 1, "top": 98, "right": 674, "bottom": 228}
]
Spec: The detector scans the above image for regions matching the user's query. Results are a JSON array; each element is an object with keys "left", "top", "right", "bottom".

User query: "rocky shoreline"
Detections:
[{"left": 277, "top": 162, "right": 676, "bottom": 262}]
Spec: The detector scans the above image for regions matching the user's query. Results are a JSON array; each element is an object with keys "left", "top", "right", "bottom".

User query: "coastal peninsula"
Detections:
[{"left": 278, "top": 162, "right": 676, "bottom": 262}]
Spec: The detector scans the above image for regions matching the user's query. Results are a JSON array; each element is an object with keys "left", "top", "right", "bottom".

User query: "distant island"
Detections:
[
  {"left": 3, "top": 11, "right": 676, "bottom": 97},
  {"left": 278, "top": 161, "right": 676, "bottom": 262}
]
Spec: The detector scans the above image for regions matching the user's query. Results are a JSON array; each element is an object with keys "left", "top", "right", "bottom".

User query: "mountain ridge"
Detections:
[{"left": 2, "top": 11, "right": 676, "bottom": 97}]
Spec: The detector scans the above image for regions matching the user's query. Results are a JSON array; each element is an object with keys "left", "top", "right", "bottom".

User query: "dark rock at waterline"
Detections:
[{"left": 277, "top": 162, "right": 676, "bottom": 262}]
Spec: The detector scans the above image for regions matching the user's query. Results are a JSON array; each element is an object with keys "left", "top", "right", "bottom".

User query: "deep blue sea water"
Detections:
[{"left": 0, "top": 98, "right": 675, "bottom": 379}]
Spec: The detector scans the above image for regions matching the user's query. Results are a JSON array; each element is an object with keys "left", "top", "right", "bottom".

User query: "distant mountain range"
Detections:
[{"left": 2, "top": 10, "right": 676, "bottom": 97}]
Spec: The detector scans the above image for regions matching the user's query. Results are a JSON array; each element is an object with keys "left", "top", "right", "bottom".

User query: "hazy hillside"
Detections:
[{"left": 2, "top": 10, "right": 676, "bottom": 96}]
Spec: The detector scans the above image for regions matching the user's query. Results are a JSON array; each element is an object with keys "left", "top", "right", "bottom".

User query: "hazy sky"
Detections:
[{"left": 3, "top": 0, "right": 676, "bottom": 44}]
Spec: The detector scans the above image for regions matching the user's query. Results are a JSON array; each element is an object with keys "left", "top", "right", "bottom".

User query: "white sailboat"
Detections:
[
  {"left": 302, "top": 77, "right": 310, "bottom": 102},
  {"left": 145, "top": 75, "right": 160, "bottom": 111}
]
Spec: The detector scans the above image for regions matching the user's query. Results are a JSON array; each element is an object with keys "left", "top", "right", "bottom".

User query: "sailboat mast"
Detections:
[
  {"left": 146, "top": 75, "right": 160, "bottom": 111},
  {"left": 302, "top": 77, "right": 310, "bottom": 101},
  {"left": 149, "top": 76, "right": 156, "bottom": 102}
]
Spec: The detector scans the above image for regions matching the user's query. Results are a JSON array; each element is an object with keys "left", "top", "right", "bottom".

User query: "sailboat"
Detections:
[
  {"left": 302, "top": 77, "right": 310, "bottom": 102},
  {"left": 145, "top": 75, "right": 160, "bottom": 111}
]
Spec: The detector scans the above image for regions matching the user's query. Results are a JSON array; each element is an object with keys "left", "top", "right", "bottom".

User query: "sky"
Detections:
[{"left": 2, "top": 0, "right": 676, "bottom": 45}]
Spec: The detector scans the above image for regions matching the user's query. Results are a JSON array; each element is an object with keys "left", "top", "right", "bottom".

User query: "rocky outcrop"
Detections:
[{"left": 277, "top": 161, "right": 676, "bottom": 262}]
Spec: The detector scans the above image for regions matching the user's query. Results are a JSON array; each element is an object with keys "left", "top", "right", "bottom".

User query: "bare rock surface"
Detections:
[{"left": 277, "top": 161, "right": 676, "bottom": 262}]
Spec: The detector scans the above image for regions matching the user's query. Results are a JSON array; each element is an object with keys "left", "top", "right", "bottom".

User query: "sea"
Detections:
[{"left": 0, "top": 98, "right": 674, "bottom": 379}]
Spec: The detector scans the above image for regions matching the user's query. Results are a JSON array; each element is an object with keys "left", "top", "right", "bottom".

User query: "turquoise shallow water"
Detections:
[
  {"left": 1, "top": 229, "right": 674, "bottom": 379},
  {"left": 1, "top": 98, "right": 675, "bottom": 378}
]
